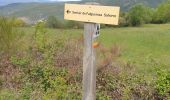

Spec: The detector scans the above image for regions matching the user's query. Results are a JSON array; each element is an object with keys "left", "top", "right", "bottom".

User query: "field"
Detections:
[
  {"left": 99, "top": 24, "right": 170, "bottom": 73},
  {"left": 0, "top": 24, "right": 170, "bottom": 99},
  {"left": 21, "top": 24, "right": 170, "bottom": 72}
]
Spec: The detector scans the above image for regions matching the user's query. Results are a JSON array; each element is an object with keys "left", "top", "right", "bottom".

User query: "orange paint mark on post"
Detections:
[{"left": 93, "top": 42, "right": 100, "bottom": 48}]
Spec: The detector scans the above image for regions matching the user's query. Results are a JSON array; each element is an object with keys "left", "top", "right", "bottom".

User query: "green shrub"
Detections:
[
  {"left": 0, "top": 89, "right": 19, "bottom": 100},
  {"left": 10, "top": 56, "right": 30, "bottom": 67},
  {"left": 34, "top": 21, "right": 47, "bottom": 51},
  {"left": 43, "top": 76, "right": 68, "bottom": 99},
  {"left": 64, "top": 20, "right": 83, "bottom": 29},
  {"left": 152, "top": 0, "right": 170, "bottom": 23},
  {"left": 0, "top": 17, "right": 22, "bottom": 55},
  {"left": 127, "top": 4, "right": 153, "bottom": 26},
  {"left": 13, "top": 18, "right": 26, "bottom": 27},
  {"left": 119, "top": 13, "right": 129, "bottom": 27},
  {"left": 46, "top": 16, "right": 63, "bottom": 28},
  {"left": 155, "top": 68, "right": 170, "bottom": 96}
]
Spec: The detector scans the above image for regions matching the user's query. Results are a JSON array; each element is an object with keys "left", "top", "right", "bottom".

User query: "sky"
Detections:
[{"left": 0, "top": 0, "right": 81, "bottom": 6}]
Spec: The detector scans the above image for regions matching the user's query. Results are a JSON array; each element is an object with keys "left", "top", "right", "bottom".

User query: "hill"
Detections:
[
  {"left": 0, "top": 3, "right": 65, "bottom": 24},
  {"left": 0, "top": 0, "right": 166, "bottom": 24},
  {"left": 83, "top": 0, "right": 165, "bottom": 9}
]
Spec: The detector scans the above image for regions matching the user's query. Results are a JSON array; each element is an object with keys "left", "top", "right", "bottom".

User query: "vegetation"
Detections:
[
  {"left": 152, "top": 0, "right": 170, "bottom": 23},
  {"left": 119, "top": 0, "right": 170, "bottom": 26},
  {"left": 46, "top": 16, "right": 63, "bottom": 28},
  {"left": 126, "top": 4, "right": 153, "bottom": 26},
  {"left": 0, "top": 17, "right": 170, "bottom": 99},
  {"left": 15, "top": 1, "right": 170, "bottom": 27},
  {"left": 46, "top": 16, "right": 83, "bottom": 29},
  {"left": 0, "top": 0, "right": 170, "bottom": 99},
  {"left": 1, "top": 1, "right": 170, "bottom": 27},
  {"left": 0, "top": 0, "right": 165, "bottom": 23},
  {"left": 0, "top": 17, "right": 23, "bottom": 56},
  {"left": 13, "top": 18, "right": 26, "bottom": 27}
]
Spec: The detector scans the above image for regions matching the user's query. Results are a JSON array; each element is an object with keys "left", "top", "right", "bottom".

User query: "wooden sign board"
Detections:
[{"left": 64, "top": 4, "right": 120, "bottom": 25}]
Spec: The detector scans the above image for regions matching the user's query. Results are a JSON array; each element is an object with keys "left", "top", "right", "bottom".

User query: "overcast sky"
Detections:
[{"left": 0, "top": 0, "right": 81, "bottom": 6}]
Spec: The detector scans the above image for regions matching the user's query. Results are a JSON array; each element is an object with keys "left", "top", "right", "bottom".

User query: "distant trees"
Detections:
[
  {"left": 46, "top": 16, "right": 62, "bottom": 28},
  {"left": 44, "top": 2, "right": 170, "bottom": 28},
  {"left": 119, "top": 12, "right": 129, "bottom": 27},
  {"left": 1, "top": 1, "right": 170, "bottom": 28},
  {"left": 125, "top": 4, "right": 153, "bottom": 26},
  {"left": 152, "top": 0, "right": 170, "bottom": 23},
  {"left": 118, "top": 0, "right": 170, "bottom": 26},
  {"left": 8, "top": 0, "right": 169, "bottom": 29},
  {"left": 64, "top": 20, "right": 83, "bottom": 29},
  {"left": 128, "top": 4, "right": 145, "bottom": 26},
  {"left": 46, "top": 16, "right": 83, "bottom": 29}
]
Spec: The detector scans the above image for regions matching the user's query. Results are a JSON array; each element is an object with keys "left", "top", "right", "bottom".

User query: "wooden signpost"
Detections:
[
  {"left": 64, "top": 3, "right": 120, "bottom": 100},
  {"left": 64, "top": 4, "right": 120, "bottom": 25}
]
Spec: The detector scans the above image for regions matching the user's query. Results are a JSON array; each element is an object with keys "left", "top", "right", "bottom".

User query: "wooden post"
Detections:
[
  {"left": 64, "top": 3, "right": 119, "bottom": 100},
  {"left": 83, "top": 23, "right": 97, "bottom": 100}
]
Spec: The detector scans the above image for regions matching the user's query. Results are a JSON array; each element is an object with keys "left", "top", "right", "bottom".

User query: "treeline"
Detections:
[
  {"left": 1, "top": 0, "right": 170, "bottom": 28},
  {"left": 46, "top": 0, "right": 170, "bottom": 28},
  {"left": 45, "top": 16, "right": 83, "bottom": 29},
  {"left": 119, "top": 0, "right": 170, "bottom": 26}
]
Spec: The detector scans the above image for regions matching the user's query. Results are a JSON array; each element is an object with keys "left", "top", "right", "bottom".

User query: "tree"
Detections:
[
  {"left": 152, "top": 0, "right": 170, "bottom": 23},
  {"left": 127, "top": 4, "right": 153, "bottom": 26},
  {"left": 46, "top": 16, "right": 62, "bottom": 28},
  {"left": 119, "top": 12, "right": 129, "bottom": 27},
  {"left": 64, "top": 21, "right": 83, "bottom": 29}
]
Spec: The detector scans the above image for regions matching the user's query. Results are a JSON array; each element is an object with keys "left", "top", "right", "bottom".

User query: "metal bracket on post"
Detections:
[{"left": 93, "top": 24, "right": 100, "bottom": 39}]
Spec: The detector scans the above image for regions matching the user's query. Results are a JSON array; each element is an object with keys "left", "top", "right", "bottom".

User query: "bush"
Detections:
[
  {"left": 46, "top": 16, "right": 63, "bottom": 28},
  {"left": 155, "top": 68, "right": 170, "bottom": 97},
  {"left": 46, "top": 16, "right": 84, "bottom": 29},
  {"left": 64, "top": 20, "right": 83, "bottom": 29},
  {"left": 152, "top": 0, "right": 170, "bottom": 23},
  {"left": 13, "top": 18, "right": 26, "bottom": 27},
  {"left": 119, "top": 13, "right": 129, "bottom": 27},
  {"left": 0, "top": 89, "right": 20, "bottom": 100},
  {"left": 127, "top": 4, "right": 153, "bottom": 26},
  {"left": 34, "top": 21, "right": 47, "bottom": 51},
  {"left": 0, "top": 17, "right": 22, "bottom": 56}
]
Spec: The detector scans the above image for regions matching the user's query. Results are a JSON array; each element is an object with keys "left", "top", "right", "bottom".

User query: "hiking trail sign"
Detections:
[
  {"left": 64, "top": 3, "right": 120, "bottom": 100},
  {"left": 64, "top": 4, "right": 120, "bottom": 25}
]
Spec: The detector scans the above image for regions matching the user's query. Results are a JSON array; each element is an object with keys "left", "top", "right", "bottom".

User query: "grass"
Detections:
[
  {"left": 1, "top": 23, "right": 170, "bottom": 99},
  {"left": 20, "top": 24, "right": 170, "bottom": 74},
  {"left": 99, "top": 24, "right": 170, "bottom": 74}
]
